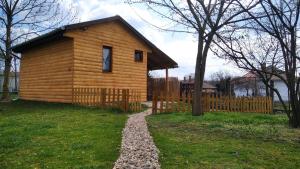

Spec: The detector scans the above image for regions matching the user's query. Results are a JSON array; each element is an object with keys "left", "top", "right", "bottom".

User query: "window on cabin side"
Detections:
[
  {"left": 134, "top": 50, "right": 143, "bottom": 62},
  {"left": 102, "top": 46, "right": 112, "bottom": 72}
]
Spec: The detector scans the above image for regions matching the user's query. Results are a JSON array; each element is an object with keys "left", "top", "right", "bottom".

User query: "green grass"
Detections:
[
  {"left": 0, "top": 92, "right": 19, "bottom": 100},
  {"left": 147, "top": 112, "right": 300, "bottom": 169},
  {"left": 0, "top": 100, "right": 127, "bottom": 169}
]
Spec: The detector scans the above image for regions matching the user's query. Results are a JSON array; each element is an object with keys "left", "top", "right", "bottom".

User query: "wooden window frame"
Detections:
[
  {"left": 134, "top": 50, "right": 143, "bottom": 62},
  {"left": 102, "top": 46, "right": 113, "bottom": 73}
]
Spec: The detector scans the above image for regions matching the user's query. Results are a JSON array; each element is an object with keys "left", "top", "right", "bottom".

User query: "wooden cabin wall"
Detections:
[
  {"left": 19, "top": 38, "right": 74, "bottom": 103},
  {"left": 65, "top": 21, "right": 150, "bottom": 101}
]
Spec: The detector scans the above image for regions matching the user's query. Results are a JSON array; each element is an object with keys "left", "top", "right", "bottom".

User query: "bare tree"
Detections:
[
  {"left": 216, "top": 0, "right": 300, "bottom": 127},
  {"left": 241, "top": 0, "right": 300, "bottom": 128},
  {"left": 213, "top": 31, "right": 282, "bottom": 96},
  {"left": 0, "top": 54, "right": 4, "bottom": 71},
  {"left": 127, "top": 0, "right": 259, "bottom": 115},
  {"left": 210, "top": 71, "right": 231, "bottom": 82},
  {"left": 209, "top": 70, "right": 232, "bottom": 95},
  {"left": 0, "top": 0, "right": 77, "bottom": 101}
]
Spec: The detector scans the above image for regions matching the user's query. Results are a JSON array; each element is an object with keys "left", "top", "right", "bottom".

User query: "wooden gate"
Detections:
[{"left": 147, "top": 77, "right": 180, "bottom": 100}]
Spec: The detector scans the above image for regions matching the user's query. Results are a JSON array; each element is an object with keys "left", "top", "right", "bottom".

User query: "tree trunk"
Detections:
[
  {"left": 289, "top": 98, "right": 300, "bottom": 128},
  {"left": 270, "top": 80, "right": 274, "bottom": 101},
  {"left": 287, "top": 29, "right": 300, "bottom": 128},
  {"left": 192, "top": 48, "right": 204, "bottom": 116},
  {"left": 288, "top": 85, "right": 300, "bottom": 128},
  {"left": 265, "top": 83, "right": 270, "bottom": 97},
  {"left": 1, "top": 58, "right": 12, "bottom": 101},
  {"left": 192, "top": 34, "right": 213, "bottom": 116},
  {"left": 192, "top": 37, "right": 204, "bottom": 116},
  {"left": 193, "top": 67, "right": 204, "bottom": 116},
  {"left": 1, "top": 15, "right": 12, "bottom": 101}
]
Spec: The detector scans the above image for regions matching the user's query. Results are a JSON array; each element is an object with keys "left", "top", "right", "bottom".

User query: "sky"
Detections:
[{"left": 71, "top": 0, "right": 245, "bottom": 80}]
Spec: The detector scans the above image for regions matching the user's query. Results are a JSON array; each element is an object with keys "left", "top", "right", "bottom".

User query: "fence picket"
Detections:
[
  {"left": 159, "top": 92, "right": 163, "bottom": 113},
  {"left": 71, "top": 87, "right": 142, "bottom": 112},
  {"left": 177, "top": 93, "right": 180, "bottom": 112},
  {"left": 166, "top": 93, "right": 169, "bottom": 112},
  {"left": 188, "top": 93, "right": 192, "bottom": 113},
  {"left": 153, "top": 91, "right": 157, "bottom": 114},
  {"left": 150, "top": 94, "right": 273, "bottom": 114}
]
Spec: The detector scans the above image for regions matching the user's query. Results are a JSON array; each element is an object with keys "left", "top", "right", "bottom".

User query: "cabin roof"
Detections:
[{"left": 12, "top": 15, "right": 178, "bottom": 70}]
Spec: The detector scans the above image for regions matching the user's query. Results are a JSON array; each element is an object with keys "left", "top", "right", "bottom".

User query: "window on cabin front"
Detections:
[
  {"left": 102, "top": 46, "right": 112, "bottom": 72},
  {"left": 134, "top": 50, "right": 143, "bottom": 62}
]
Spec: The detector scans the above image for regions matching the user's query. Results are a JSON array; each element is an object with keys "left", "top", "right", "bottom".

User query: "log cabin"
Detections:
[{"left": 12, "top": 15, "right": 178, "bottom": 103}]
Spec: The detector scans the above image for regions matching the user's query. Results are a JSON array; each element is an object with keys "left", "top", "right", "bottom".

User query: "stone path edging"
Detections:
[{"left": 113, "top": 109, "right": 160, "bottom": 169}]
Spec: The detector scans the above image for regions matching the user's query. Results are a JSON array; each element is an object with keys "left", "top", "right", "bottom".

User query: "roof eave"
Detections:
[
  {"left": 12, "top": 28, "right": 65, "bottom": 53},
  {"left": 11, "top": 15, "right": 178, "bottom": 69}
]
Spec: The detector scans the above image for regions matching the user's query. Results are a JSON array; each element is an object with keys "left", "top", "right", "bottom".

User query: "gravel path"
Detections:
[{"left": 113, "top": 109, "right": 160, "bottom": 169}]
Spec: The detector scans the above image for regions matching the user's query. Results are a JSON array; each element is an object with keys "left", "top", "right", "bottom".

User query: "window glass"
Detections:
[
  {"left": 103, "top": 46, "right": 112, "bottom": 72},
  {"left": 135, "top": 50, "right": 143, "bottom": 62}
]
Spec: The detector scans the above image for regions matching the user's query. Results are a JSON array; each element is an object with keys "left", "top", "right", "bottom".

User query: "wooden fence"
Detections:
[
  {"left": 148, "top": 77, "right": 180, "bottom": 100},
  {"left": 72, "top": 88, "right": 142, "bottom": 112},
  {"left": 152, "top": 93, "right": 273, "bottom": 114}
]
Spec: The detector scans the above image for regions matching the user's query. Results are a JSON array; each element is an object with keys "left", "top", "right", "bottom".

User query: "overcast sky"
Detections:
[{"left": 71, "top": 0, "right": 245, "bottom": 80}]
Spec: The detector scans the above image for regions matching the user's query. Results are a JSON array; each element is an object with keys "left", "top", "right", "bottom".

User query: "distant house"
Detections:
[
  {"left": 0, "top": 71, "right": 19, "bottom": 92},
  {"left": 232, "top": 71, "right": 289, "bottom": 102},
  {"left": 180, "top": 75, "right": 217, "bottom": 95},
  {"left": 12, "top": 15, "right": 178, "bottom": 103}
]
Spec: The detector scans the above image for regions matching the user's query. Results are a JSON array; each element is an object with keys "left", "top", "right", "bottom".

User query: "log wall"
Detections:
[
  {"left": 19, "top": 21, "right": 150, "bottom": 103},
  {"left": 65, "top": 21, "right": 150, "bottom": 101},
  {"left": 19, "top": 38, "right": 74, "bottom": 103}
]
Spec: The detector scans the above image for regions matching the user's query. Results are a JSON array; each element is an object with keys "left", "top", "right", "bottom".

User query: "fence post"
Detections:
[
  {"left": 228, "top": 96, "right": 230, "bottom": 112},
  {"left": 83, "top": 88, "right": 86, "bottom": 105},
  {"left": 126, "top": 89, "right": 130, "bottom": 112},
  {"left": 166, "top": 93, "right": 169, "bottom": 112},
  {"left": 121, "top": 89, "right": 126, "bottom": 112},
  {"left": 72, "top": 88, "right": 74, "bottom": 104},
  {"left": 101, "top": 88, "right": 107, "bottom": 107},
  {"left": 206, "top": 93, "right": 210, "bottom": 112},
  {"left": 139, "top": 90, "right": 142, "bottom": 111},
  {"left": 188, "top": 92, "right": 191, "bottom": 113},
  {"left": 159, "top": 92, "right": 163, "bottom": 113},
  {"left": 131, "top": 90, "right": 134, "bottom": 112},
  {"left": 183, "top": 93, "right": 186, "bottom": 113},
  {"left": 112, "top": 88, "right": 116, "bottom": 108},
  {"left": 117, "top": 89, "right": 120, "bottom": 109},
  {"left": 121, "top": 89, "right": 129, "bottom": 112},
  {"left": 107, "top": 88, "right": 111, "bottom": 106},
  {"left": 178, "top": 92, "right": 181, "bottom": 112},
  {"left": 216, "top": 93, "right": 218, "bottom": 112},
  {"left": 152, "top": 91, "right": 157, "bottom": 114},
  {"left": 171, "top": 94, "right": 175, "bottom": 112},
  {"left": 96, "top": 88, "right": 100, "bottom": 107}
]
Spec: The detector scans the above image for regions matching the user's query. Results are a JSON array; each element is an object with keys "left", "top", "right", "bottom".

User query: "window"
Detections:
[
  {"left": 102, "top": 46, "right": 112, "bottom": 72},
  {"left": 134, "top": 50, "right": 143, "bottom": 62}
]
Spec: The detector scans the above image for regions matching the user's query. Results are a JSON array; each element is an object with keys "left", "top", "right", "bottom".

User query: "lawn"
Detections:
[
  {"left": 0, "top": 100, "right": 127, "bottom": 169},
  {"left": 0, "top": 92, "right": 19, "bottom": 100},
  {"left": 147, "top": 112, "right": 300, "bottom": 169}
]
